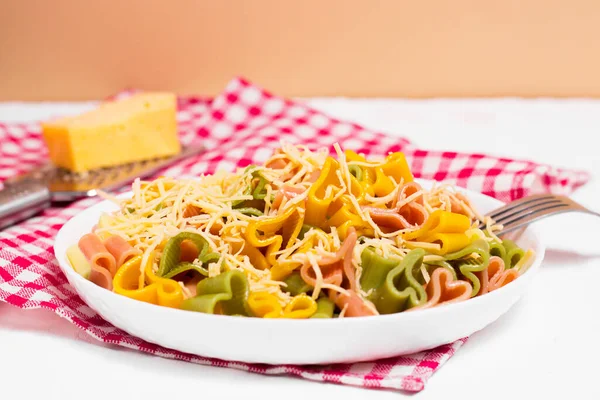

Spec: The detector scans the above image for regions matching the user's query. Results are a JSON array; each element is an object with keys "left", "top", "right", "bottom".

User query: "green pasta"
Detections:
[
  {"left": 298, "top": 224, "right": 317, "bottom": 240},
  {"left": 361, "top": 247, "right": 427, "bottom": 314},
  {"left": 251, "top": 171, "right": 269, "bottom": 200},
  {"left": 181, "top": 270, "right": 251, "bottom": 316},
  {"left": 158, "top": 232, "right": 221, "bottom": 278},
  {"left": 283, "top": 272, "right": 312, "bottom": 296},
  {"left": 454, "top": 258, "right": 486, "bottom": 296},
  {"left": 502, "top": 239, "right": 525, "bottom": 268},
  {"left": 161, "top": 262, "right": 208, "bottom": 280},
  {"left": 485, "top": 233, "right": 526, "bottom": 268},
  {"left": 444, "top": 239, "right": 490, "bottom": 263},
  {"left": 423, "top": 260, "right": 458, "bottom": 281},
  {"left": 443, "top": 239, "right": 490, "bottom": 296},
  {"left": 231, "top": 169, "right": 271, "bottom": 211},
  {"left": 489, "top": 239, "right": 506, "bottom": 259},
  {"left": 231, "top": 198, "right": 248, "bottom": 208},
  {"left": 310, "top": 297, "right": 335, "bottom": 318},
  {"left": 198, "top": 251, "right": 222, "bottom": 265},
  {"left": 236, "top": 207, "right": 264, "bottom": 217},
  {"left": 360, "top": 247, "right": 400, "bottom": 294}
]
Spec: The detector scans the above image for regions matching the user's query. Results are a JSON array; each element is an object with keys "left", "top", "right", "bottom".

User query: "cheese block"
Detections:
[{"left": 42, "top": 92, "right": 180, "bottom": 172}]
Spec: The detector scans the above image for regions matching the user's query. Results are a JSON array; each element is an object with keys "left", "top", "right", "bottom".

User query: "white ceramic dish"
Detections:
[{"left": 54, "top": 180, "right": 545, "bottom": 365}]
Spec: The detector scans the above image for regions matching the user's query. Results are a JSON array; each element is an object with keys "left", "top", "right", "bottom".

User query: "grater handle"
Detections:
[{"left": 0, "top": 181, "right": 51, "bottom": 230}]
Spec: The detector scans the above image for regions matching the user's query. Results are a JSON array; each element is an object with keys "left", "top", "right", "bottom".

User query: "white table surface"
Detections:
[{"left": 1, "top": 98, "right": 600, "bottom": 399}]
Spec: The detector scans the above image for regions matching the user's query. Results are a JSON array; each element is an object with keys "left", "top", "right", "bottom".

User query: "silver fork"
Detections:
[{"left": 480, "top": 194, "right": 600, "bottom": 235}]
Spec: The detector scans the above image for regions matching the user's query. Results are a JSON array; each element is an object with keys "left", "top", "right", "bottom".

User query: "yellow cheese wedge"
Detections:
[{"left": 42, "top": 92, "right": 180, "bottom": 172}]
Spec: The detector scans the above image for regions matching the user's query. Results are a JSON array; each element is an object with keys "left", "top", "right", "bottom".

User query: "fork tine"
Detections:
[
  {"left": 498, "top": 203, "right": 571, "bottom": 231},
  {"left": 491, "top": 197, "right": 564, "bottom": 224},
  {"left": 498, "top": 205, "right": 574, "bottom": 235},
  {"left": 487, "top": 194, "right": 558, "bottom": 220},
  {"left": 484, "top": 194, "right": 600, "bottom": 236}
]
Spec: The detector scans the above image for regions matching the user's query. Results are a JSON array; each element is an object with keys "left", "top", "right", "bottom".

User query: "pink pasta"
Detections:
[
  {"left": 300, "top": 227, "right": 358, "bottom": 290},
  {"left": 265, "top": 153, "right": 302, "bottom": 182},
  {"left": 411, "top": 268, "right": 473, "bottom": 311},
  {"left": 330, "top": 290, "right": 378, "bottom": 317},
  {"left": 364, "top": 182, "right": 428, "bottom": 231},
  {"left": 300, "top": 258, "right": 343, "bottom": 287},
  {"left": 476, "top": 256, "right": 520, "bottom": 295},
  {"left": 271, "top": 185, "right": 306, "bottom": 210},
  {"left": 78, "top": 233, "right": 117, "bottom": 290},
  {"left": 104, "top": 235, "right": 140, "bottom": 268},
  {"left": 265, "top": 155, "right": 287, "bottom": 170}
]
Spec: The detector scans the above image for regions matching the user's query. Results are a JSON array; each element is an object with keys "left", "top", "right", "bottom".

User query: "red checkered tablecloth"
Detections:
[{"left": 0, "top": 78, "right": 590, "bottom": 392}]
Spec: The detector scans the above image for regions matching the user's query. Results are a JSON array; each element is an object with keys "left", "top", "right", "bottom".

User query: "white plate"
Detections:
[{"left": 54, "top": 180, "right": 545, "bottom": 365}]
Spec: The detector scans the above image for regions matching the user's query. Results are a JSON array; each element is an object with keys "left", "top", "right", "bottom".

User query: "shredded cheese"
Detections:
[
  {"left": 306, "top": 252, "right": 324, "bottom": 300},
  {"left": 484, "top": 216, "right": 503, "bottom": 243},
  {"left": 338, "top": 303, "right": 349, "bottom": 318},
  {"left": 94, "top": 142, "right": 529, "bottom": 317},
  {"left": 420, "top": 264, "right": 431, "bottom": 284}
]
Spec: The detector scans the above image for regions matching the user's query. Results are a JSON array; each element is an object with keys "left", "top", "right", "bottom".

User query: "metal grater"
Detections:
[{"left": 0, "top": 143, "right": 204, "bottom": 230}]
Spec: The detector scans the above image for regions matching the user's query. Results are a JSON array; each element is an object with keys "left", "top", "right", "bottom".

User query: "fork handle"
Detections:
[
  {"left": 586, "top": 209, "right": 600, "bottom": 219},
  {"left": 0, "top": 181, "right": 51, "bottom": 230}
]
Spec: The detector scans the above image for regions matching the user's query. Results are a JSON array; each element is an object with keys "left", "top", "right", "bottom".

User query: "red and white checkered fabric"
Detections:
[{"left": 0, "top": 78, "right": 590, "bottom": 392}]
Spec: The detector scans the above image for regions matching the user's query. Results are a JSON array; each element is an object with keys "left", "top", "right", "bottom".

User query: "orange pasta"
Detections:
[
  {"left": 179, "top": 240, "right": 200, "bottom": 262},
  {"left": 182, "top": 205, "right": 203, "bottom": 218}
]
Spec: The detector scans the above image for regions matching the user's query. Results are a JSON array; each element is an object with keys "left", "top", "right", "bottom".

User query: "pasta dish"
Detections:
[{"left": 67, "top": 143, "right": 535, "bottom": 318}]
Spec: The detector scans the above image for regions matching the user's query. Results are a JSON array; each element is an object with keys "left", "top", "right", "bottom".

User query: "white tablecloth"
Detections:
[{"left": 1, "top": 98, "right": 599, "bottom": 399}]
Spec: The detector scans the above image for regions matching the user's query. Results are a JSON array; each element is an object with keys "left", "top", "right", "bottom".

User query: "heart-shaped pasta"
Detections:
[
  {"left": 361, "top": 248, "right": 428, "bottom": 314},
  {"left": 245, "top": 205, "right": 304, "bottom": 266},
  {"left": 411, "top": 268, "right": 473, "bottom": 311},
  {"left": 282, "top": 294, "right": 318, "bottom": 318},
  {"left": 158, "top": 232, "right": 218, "bottom": 279},
  {"left": 444, "top": 239, "right": 491, "bottom": 296},
  {"left": 181, "top": 270, "right": 250, "bottom": 316},
  {"left": 476, "top": 256, "right": 520, "bottom": 295},
  {"left": 113, "top": 253, "right": 183, "bottom": 308},
  {"left": 247, "top": 291, "right": 283, "bottom": 318}
]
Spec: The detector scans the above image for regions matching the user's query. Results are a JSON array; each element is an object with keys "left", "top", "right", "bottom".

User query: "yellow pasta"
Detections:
[
  {"left": 305, "top": 157, "right": 341, "bottom": 226},
  {"left": 282, "top": 294, "right": 318, "bottom": 318},
  {"left": 247, "top": 291, "right": 284, "bottom": 318}
]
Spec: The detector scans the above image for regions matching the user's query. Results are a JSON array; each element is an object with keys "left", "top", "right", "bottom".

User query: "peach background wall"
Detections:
[{"left": 1, "top": 0, "right": 600, "bottom": 100}]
